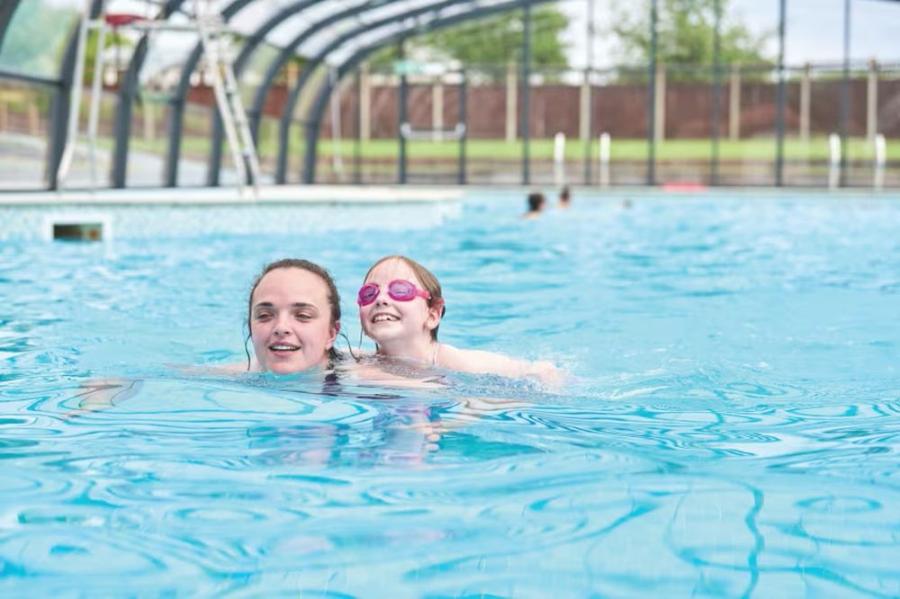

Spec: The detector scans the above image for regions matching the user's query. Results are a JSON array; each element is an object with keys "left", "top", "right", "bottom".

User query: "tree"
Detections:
[
  {"left": 367, "top": 6, "right": 570, "bottom": 72},
  {"left": 611, "top": 0, "right": 772, "bottom": 72}
]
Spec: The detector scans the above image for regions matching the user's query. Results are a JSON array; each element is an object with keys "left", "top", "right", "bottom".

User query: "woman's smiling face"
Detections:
[
  {"left": 250, "top": 267, "right": 338, "bottom": 373},
  {"left": 359, "top": 259, "right": 440, "bottom": 347}
]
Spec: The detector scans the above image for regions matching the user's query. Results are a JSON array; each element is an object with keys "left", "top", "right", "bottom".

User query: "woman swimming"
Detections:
[
  {"left": 245, "top": 258, "right": 341, "bottom": 373},
  {"left": 357, "top": 255, "right": 561, "bottom": 384}
]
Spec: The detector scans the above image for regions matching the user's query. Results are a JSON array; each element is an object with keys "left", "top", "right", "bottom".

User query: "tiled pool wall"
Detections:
[{"left": 0, "top": 201, "right": 462, "bottom": 242}]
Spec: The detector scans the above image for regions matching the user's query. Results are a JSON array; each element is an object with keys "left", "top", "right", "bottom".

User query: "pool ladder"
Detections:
[{"left": 56, "top": 0, "right": 260, "bottom": 197}]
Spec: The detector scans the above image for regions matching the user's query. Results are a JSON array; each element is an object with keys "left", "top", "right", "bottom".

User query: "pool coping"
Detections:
[
  {"left": 0, "top": 184, "right": 465, "bottom": 206},
  {"left": 1, "top": 184, "right": 896, "bottom": 207}
]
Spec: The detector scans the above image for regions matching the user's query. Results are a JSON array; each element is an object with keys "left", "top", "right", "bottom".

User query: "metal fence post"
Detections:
[
  {"left": 775, "top": 0, "right": 787, "bottom": 187},
  {"left": 520, "top": 3, "right": 531, "bottom": 185},
  {"left": 646, "top": 0, "right": 658, "bottom": 186}
]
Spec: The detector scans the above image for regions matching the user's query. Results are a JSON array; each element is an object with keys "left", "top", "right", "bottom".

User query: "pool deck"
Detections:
[
  {"left": 0, "top": 184, "right": 465, "bottom": 206},
  {"left": 0, "top": 184, "right": 895, "bottom": 208}
]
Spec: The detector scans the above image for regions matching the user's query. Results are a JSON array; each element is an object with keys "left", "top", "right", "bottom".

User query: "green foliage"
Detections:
[
  {"left": 611, "top": 0, "right": 772, "bottom": 72},
  {"left": 83, "top": 30, "right": 133, "bottom": 84},
  {"left": 367, "top": 7, "right": 570, "bottom": 72}
]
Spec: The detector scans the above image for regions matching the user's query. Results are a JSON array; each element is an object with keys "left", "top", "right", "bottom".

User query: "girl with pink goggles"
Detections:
[{"left": 357, "top": 279, "right": 432, "bottom": 306}]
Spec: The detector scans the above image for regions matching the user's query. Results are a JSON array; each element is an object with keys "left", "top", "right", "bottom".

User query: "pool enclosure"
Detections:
[{"left": 1, "top": 0, "right": 898, "bottom": 191}]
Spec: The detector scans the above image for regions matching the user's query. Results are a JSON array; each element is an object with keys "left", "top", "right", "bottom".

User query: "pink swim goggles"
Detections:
[{"left": 357, "top": 279, "right": 431, "bottom": 306}]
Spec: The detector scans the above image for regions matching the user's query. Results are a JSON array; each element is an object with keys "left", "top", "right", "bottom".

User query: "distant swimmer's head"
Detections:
[
  {"left": 246, "top": 259, "right": 341, "bottom": 373},
  {"left": 559, "top": 185, "right": 571, "bottom": 207},
  {"left": 358, "top": 255, "right": 445, "bottom": 347},
  {"left": 525, "top": 192, "right": 546, "bottom": 217}
]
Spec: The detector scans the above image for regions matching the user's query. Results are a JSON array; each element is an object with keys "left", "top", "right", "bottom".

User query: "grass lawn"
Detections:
[{"left": 140, "top": 133, "right": 899, "bottom": 163}]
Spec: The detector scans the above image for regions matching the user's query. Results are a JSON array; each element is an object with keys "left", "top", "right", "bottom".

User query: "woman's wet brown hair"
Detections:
[
  {"left": 364, "top": 255, "right": 445, "bottom": 340},
  {"left": 245, "top": 258, "right": 341, "bottom": 368}
]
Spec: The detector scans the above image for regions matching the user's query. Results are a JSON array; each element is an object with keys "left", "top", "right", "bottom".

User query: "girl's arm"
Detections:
[{"left": 437, "top": 344, "right": 564, "bottom": 386}]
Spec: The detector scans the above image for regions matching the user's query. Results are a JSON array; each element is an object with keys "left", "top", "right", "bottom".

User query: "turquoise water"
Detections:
[{"left": 1, "top": 192, "right": 899, "bottom": 596}]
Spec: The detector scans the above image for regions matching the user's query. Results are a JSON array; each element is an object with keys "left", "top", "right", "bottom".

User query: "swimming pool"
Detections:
[{"left": 1, "top": 191, "right": 898, "bottom": 596}]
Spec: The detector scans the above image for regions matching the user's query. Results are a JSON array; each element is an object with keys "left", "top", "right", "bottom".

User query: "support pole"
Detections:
[
  {"left": 360, "top": 62, "right": 371, "bottom": 141},
  {"left": 505, "top": 62, "right": 517, "bottom": 143},
  {"left": 799, "top": 63, "right": 811, "bottom": 142},
  {"left": 654, "top": 64, "right": 665, "bottom": 144},
  {"left": 354, "top": 67, "right": 361, "bottom": 184},
  {"left": 458, "top": 70, "right": 467, "bottom": 184},
  {"left": 710, "top": 0, "right": 722, "bottom": 185},
  {"left": 839, "top": 0, "right": 851, "bottom": 187},
  {"left": 583, "top": 0, "right": 594, "bottom": 184},
  {"left": 729, "top": 65, "right": 741, "bottom": 140},
  {"left": 646, "top": 0, "right": 658, "bottom": 185},
  {"left": 432, "top": 82, "right": 443, "bottom": 140},
  {"left": 866, "top": 59, "right": 878, "bottom": 144},
  {"left": 774, "top": 0, "right": 786, "bottom": 187},
  {"left": 520, "top": 3, "right": 531, "bottom": 185},
  {"left": 397, "top": 41, "right": 407, "bottom": 184},
  {"left": 580, "top": 69, "right": 592, "bottom": 184}
]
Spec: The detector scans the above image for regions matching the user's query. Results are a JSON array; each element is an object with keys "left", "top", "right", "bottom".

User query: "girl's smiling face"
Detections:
[
  {"left": 250, "top": 267, "right": 339, "bottom": 373},
  {"left": 359, "top": 259, "right": 441, "bottom": 348}
]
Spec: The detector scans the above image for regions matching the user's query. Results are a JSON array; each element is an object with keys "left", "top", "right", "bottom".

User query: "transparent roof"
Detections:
[{"left": 0, "top": 0, "right": 526, "bottom": 83}]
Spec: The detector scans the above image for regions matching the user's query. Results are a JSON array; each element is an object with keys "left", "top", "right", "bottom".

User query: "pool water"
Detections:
[{"left": 1, "top": 192, "right": 899, "bottom": 596}]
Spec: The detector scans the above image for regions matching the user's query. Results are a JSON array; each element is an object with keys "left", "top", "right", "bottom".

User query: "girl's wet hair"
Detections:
[
  {"left": 245, "top": 258, "right": 342, "bottom": 369},
  {"left": 364, "top": 255, "right": 445, "bottom": 340}
]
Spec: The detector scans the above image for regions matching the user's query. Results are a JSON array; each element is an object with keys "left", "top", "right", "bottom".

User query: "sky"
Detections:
[{"left": 558, "top": 0, "right": 900, "bottom": 69}]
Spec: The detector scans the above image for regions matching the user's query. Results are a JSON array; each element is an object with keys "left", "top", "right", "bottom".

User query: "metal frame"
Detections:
[
  {"left": 111, "top": 0, "right": 184, "bottom": 188},
  {"left": 646, "top": 0, "right": 657, "bottom": 186},
  {"left": 710, "top": 0, "right": 722, "bottom": 185},
  {"left": 48, "top": 0, "right": 104, "bottom": 190},
  {"left": 520, "top": 2, "right": 531, "bottom": 185},
  {"left": 164, "top": 0, "right": 256, "bottom": 186},
  {"left": 299, "top": 0, "right": 549, "bottom": 183},
  {"left": 273, "top": 0, "right": 489, "bottom": 183},
  {"left": 774, "top": 0, "right": 786, "bottom": 187},
  {"left": 4, "top": 0, "right": 900, "bottom": 190},
  {"left": 206, "top": 0, "right": 331, "bottom": 185}
]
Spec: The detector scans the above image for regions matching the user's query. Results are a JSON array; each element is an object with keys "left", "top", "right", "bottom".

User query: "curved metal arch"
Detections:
[
  {"left": 164, "top": 0, "right": 255, "bottom": 187},
  {"left": 275, "top": 0, "right": 476, "bottom": 183},
  {"left": 302, "top": 0, "right": 549, "bottom": 183},
  {"left": 204, "top": 0, "right": 330, "bottom": 186},
  {"left": 111, "top": 0, "right": 185, "bottom": 188},
  {"left": 244, "top": 0, "right": 414, "bottom": 183},
  {"left": 48, "top": 0, "right": 104, "bottom": 189}
]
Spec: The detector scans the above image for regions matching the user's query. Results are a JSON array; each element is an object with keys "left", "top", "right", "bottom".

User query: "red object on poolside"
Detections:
[
  {"left": 662, "top": 182, "right": 709, "bottom": 193},
  {"left": 104, "top": 13, "right": 146, "bottom": 27}
]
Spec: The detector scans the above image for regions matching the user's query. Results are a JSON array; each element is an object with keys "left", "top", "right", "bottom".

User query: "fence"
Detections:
[{"left": 1, "top": 60, "right": 898, "bottom": 189}]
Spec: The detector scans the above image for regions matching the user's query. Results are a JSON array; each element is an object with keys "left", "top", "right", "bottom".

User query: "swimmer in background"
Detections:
[
  {"left": 523, "top": 192, "right": 546, "bottom": 220},
  {"left": 558, "top": 185, "right": 571, "bottom": 209},
  {"left": 356, "top": 255, "right": 562, "bottom": 385}
]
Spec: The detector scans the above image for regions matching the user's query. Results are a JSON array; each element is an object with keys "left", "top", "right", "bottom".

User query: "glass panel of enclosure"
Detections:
[
  {"left": 0, "top": 80, "right": 55, "bottom": 189},
  {"left": 715, "top": 64, "right": 776, "bottom": 187},
  {"left": 126, "top": 25, "right": 200, "bottom": 187},
  {"left": 802, "top": 63, "right": 846, "bottom": 188},
  {"left": 0, "top": 0, "right": 80, "bottom": 79},
  {"left": 878, "top": 64, "right": 900, "bottom": 188},
  {"left": 843, "top": 61, "right": 884, "bottom": 188},
  {"left": 656, "top": 63, "right": 716, "bottom": 186},
  {"left": 594, "top": 66, "right": 650, "bottom": 187},
  {"left": 61, "top": 89, "right": 118, "bottom": 188},
  {"left": 463, "top": 64, "right": 506, "bottom": 186}
]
